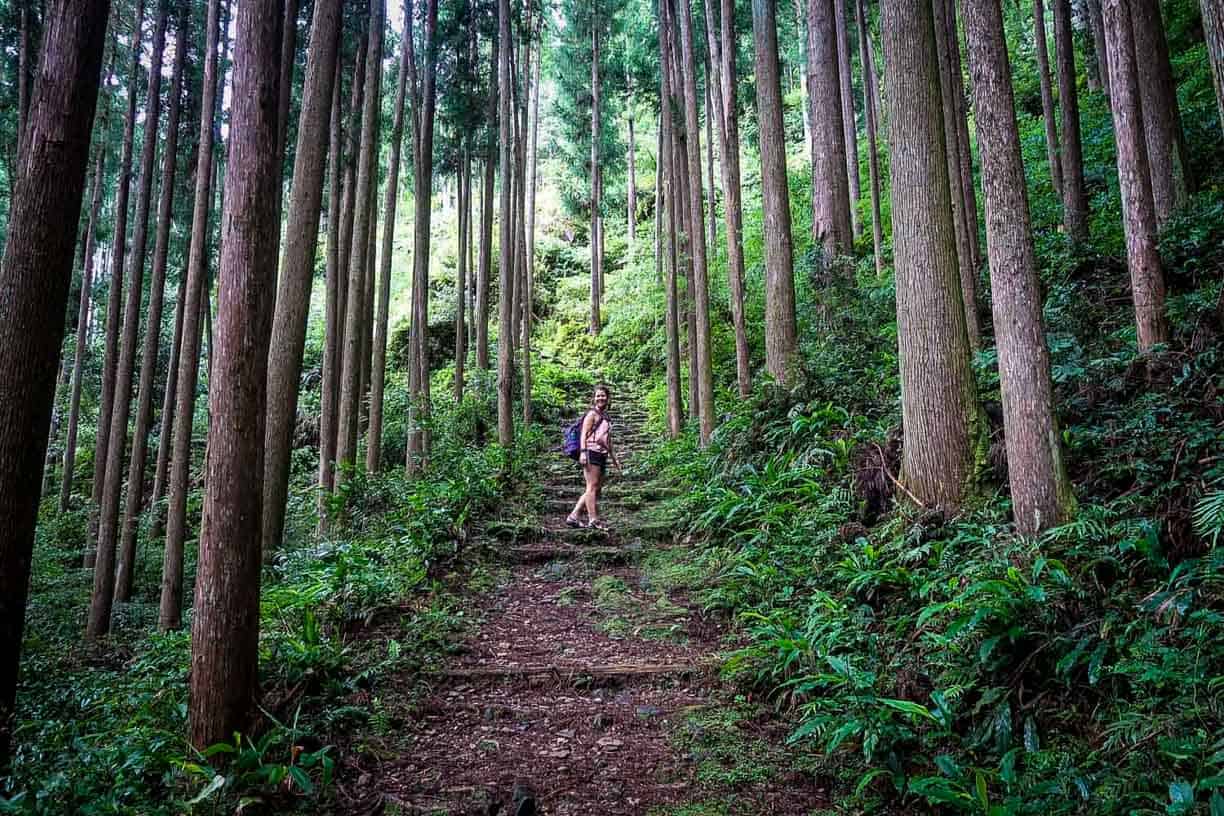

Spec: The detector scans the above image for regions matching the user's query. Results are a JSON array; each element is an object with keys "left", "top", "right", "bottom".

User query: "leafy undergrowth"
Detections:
[
  {"left": 634, "top": 201, "right": 1224, "bottom": 813},
  {"left": 2, "top": 395, "right": 545, "bottom": 815}
]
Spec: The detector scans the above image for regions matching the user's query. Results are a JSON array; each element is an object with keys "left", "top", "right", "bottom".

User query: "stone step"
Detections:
[
  {"left": 500, "top": 543, "right": 638, "bottom": 564},
  {"left": 442, "top": 660, "right": 706, "bottom": 684}
]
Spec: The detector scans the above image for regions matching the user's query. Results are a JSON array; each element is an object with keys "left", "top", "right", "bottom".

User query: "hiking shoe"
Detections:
[
  {"left": 565, "top": 516, "right": 584, "bottom": 529},
  {"left": 588, "top": 518, "right": 610, "bottom": 531}
]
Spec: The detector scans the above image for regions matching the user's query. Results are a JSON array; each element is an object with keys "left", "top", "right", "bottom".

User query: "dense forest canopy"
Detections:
[{"left": 0, "top": 0, "right": 1222, "bottom": 811}]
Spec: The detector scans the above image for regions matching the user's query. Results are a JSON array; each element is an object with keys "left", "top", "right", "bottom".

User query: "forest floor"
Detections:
[{"left": 329, "top": 399, "right": 830, "bottom": 816}]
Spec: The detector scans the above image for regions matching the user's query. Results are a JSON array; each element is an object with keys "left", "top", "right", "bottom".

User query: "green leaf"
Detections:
[
  {"left": 1209, "top": 791, "right": 1224, "bottom": 816},
  {"left": 976, "top": 770, "right": 990, "bottom": 813},
  {"left": 880, "top": 698, "right": 937, "bottom": 722},
  {"left": 187, "top": 775, "right": 226, "bottom": 805},
  {"left": 1023, "top": 716, "right": 1040, "bottom": 753}
]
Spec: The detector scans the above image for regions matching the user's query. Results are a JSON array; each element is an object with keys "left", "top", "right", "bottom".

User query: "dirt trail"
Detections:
[{"left": 339, "top": 399, "right": 828, "bottom": 815}]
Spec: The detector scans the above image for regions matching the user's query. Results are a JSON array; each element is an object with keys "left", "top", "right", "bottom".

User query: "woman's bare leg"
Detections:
[{"left": 584, "top": 464, "right": 602, "bottom": 520}]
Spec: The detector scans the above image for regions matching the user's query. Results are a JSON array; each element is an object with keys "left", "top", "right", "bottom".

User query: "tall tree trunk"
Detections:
[
  {"left": 476, "top": 35, "right": 497, "bottom": 373},
  {"left": 933, "top": 0, "right": 980, "bottom": 350},
  {"left": 262, "top": 0, "right": 341, "bottom": 556},
  {"left": 405, "top": 0, "right": 440, "bottom": 472},
  {"left": 61, "top": 138, "right": 108, "bottom": 512},
  {"left": 665, "top": 3, "right": 698, "bottom": 423},
  {"left": 856, "top": 0, "right": 885, "bottom": 276},
  {"left": 948, "top": 0, "right": 982, "bottom": 273},
  {"left": 964, "top": 0, "right": 1074, "bottom": 536},
  {"left": 1033, "top": 0, "right": 1063, "bottom": 199},
  {"left": 1087, "top": 0, "right": 1110, "bottom": 95},
  {"left": 659, "top": 12, "right": 683, "bottom": 436},
  {"left": 336, "top": 0, "right": 383, "bottom": 484},
  {"left": 89, "top": 0, "right": 169, "bottom": 635},
  {"left": 1102, "top": 0, "right": 1168, "bottom": 351},
  {"left": 703, "top": 0, "right": 750, "bottom": 397},
  {"left": 0, "top": 0, "right": 110, "bottom": 766},
  {"left": 276, "top": 0, "right": 298, "bottom": 180},
  {"left": 589, "top": 22, "right": 602, "bottom": 336},
  {"left": 369, "top": 0, "right": 410, "bottom": 473},
  {"left": 1130, "top": 0, "right": 1190, "bottom": 226},
  {"left": 496, "top": 0, "right": 514, "bottom": 451},
  {"left": 883, "top": 0, "right": 980, "bottom": 510},
  {"left": 318, "top": 51, "right": 348, "bottom": 506},
  {"left": 523, "top": 38, "right": 541, "bottom": 425},
  {"left": 752, "top": 0, "right": 799, "bottom": 383},
  {"left": 160, "top": 0, "right": 221, "bottom": 632},
  {"left": 188, "top": 0, "right": 280, "bottom": 750},
  {"left": 807, "top": 0, "right": 853, "bottom": 256},
  {"left": 627, "top": 108, "right": 636, "bottom": 249},
  {"left": 152, "top": 220, "right": 191, "bottom": 517},
  {"left": 325, "top": 40, "right": 365, "bottom": 480},
  {"left": 653, "top": 113, "right": 663, "bottom": 287},
  {"left": 1204, "top": 0, "right": 1224, "bottom": 133},
  {"left": 90, "top": 0, "right": 145, "bottom": 569},
  {"left": 704, "top": 79, "right": 716, "bottom": 253},
  {"left": 1052, "top": 0, "right": 1088, "bottom": 242},
  {"left": 455, "top": 148, "right": 469, "bottom": 403},
  {"left": 116, "top": 7, "right": 187, "bottom": 603},
  {"left": 835, "top": 0, "right": 861, "bottom": 238},
  {"left": 675, "top": 0, "right": 715, "bottom": 444}
]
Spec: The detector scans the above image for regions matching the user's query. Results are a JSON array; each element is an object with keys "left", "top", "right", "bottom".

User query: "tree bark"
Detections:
[
  {"left": 89, "top": 0, "right": 169, "bottom": 634},
  {"left": 963, "top": 0, "right": 1074, "bottom": 536},
  {"left": 704, "top": 79, "right": 717, "bottom": 253},
  {"left": 1204, "top": 0, "right": 1224, "bottom": 134},
  {"left": 90, "top": 0, "right": 145, "bottom": 569},
  {"left": 261, "top": 0, "right": 341, "bottom": 556},
  {"left": 752, "top": 0, "right": 799, "bottom": 383},
  {"left": 935, "top": 0, "right": 981, "bottom": 352},
  {"left": 160, "top": 0, "right": 221, "bottom": 632},
  {"left": 806, "top": 0, "right": 853, "bottom": 256},
  {"left": 1130, "top": 0, "right": 1190, "bottom": 226},
  {"left": 61, "top": 135, "right": 108, "bottom": 512},
  {"left": 336, "top": 0, "right": 383, "bottom": 484},
  {"left": 1087, "top": 0, "right": 1110, "bottom": 96},
  {"left": 369, "top": 0, "right": 412, "bottom": 473},
  {"left": 152, "top": 218, "right": 192, "bottom": 517},
  {"left": 0, "top": 0, "right": 109, "bottom": 765},
  {"left": 1033, "top": 0, "right": 1063, "bottom": 200},
  {"left": 456, "top": 148, "right": 470, "bottom": 403},
  {"left": 116, "top": 6, "right": 187, "bottom": 603},
  {"left": 856, "top": 0, "right": 885, "bottom": 277},
  {"left": 835, "top": 0, "right": 861, "bottom": 238},
  {"left": 627, "top": 108, "right": 637, "bottom": 249},
  {"left": 318, "top": 51, "right": 349, "bottom": 506},
  {"left": 1102, "top": 0, "right": 1168, "bottom": 351},
  {"left": 496, "top": 0, "right": 514, "bottom": 451},
  {"left": 703, "top": 0, "right": 751, "bottom": 397},
  {"left": 276, "top": 0, "right": 298, "bottom": 181},
  {"left": 1052, "top": 0, "right": 1088, "bottom": 242},
  {"left": 476, "top": 35, "right": 497, "bottom": 373},
  {"left": 523, "top": 36, "right": 541, "bottom": 425},
  {"left": 660, "top": 11, "right": 684, "bottom": 437},
  {"left": 674, "top": 0, "right": 715, "bottom": 443},
  {"left": 404, "top": 0, "right": 439, "bottom": 473},
  {"left": 188, "top": 0, "right": 280, "bottom": 749},
  {"left": 590, "top": 21, "right": 602, "bottom": 336},
  {"left": 947, "top": 0, "right": 982, "bottom": 273},
  {"left": 883, "top": 0, "right": 980, "bottom": 510}
]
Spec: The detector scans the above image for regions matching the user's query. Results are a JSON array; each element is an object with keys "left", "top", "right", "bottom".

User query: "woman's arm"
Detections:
[{"left": 579, "top": 410, "right": 595, "bottom": 464}]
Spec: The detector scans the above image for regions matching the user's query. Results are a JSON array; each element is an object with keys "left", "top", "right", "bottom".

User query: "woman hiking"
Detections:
[{"left": 566, "top": 384, "right": 620, "bottom": 529}]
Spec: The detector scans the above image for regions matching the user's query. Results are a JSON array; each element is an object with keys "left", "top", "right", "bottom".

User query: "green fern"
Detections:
[{"left": 1192, "top": 489, "right": 1224, "bottom": 547}]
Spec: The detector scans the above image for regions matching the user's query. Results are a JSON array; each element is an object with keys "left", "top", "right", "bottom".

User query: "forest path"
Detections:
[{"left": 341, "top": 398, "right": 827, "bottom": 815}]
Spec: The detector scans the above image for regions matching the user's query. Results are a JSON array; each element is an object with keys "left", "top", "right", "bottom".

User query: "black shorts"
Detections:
[{"left": 584, "top": 451, "right": 607, "bottom": 473}]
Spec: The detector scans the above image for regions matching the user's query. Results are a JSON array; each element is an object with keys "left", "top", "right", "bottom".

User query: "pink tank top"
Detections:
[{"left": 586, "top": 410, "right": 611, "bottom": 453}]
